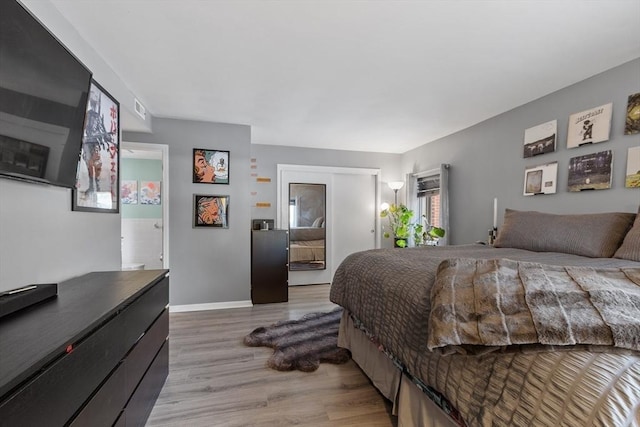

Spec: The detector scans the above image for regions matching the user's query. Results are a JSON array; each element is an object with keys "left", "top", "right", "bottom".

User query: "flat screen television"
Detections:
[{"left": 0, "top": 0, "right": 92, "bottom": 188}]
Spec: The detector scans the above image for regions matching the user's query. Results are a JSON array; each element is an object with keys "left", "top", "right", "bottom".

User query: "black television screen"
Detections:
[{"left": 0, "top": 0, "right": 92, "bottom": 188}]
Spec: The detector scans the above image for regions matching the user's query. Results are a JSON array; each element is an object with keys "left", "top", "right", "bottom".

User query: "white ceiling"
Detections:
[{"left": 50, "top": 0, "right": 640, "bottom": 154}]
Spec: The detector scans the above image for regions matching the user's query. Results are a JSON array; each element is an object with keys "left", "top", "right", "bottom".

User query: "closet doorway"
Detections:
[
  {"left": 277, "top": 165, "right": 381, "bottom": 285},
  {"left": 121, "top": 141, "right": 169, "bottom": 271}
]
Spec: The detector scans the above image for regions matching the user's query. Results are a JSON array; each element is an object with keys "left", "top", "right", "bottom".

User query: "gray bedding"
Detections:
[{"left": 329, "top": 245, "right": 640, "bottom": 426}]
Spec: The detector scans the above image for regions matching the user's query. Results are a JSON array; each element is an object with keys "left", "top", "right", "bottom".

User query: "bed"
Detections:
[{"left": 330, "top": 209, "right": 640, "bottom": 427}]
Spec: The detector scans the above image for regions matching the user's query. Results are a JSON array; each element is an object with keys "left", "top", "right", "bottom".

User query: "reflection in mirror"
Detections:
[{"left": 288, "top": 183, "right": 326, "bottom": 271}]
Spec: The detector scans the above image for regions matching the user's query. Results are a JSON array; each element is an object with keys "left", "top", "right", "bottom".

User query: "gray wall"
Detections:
[
  {"left": 249, "top": 144, "right": 402, "bottom": 229},
  {"left": 124, "top": 118, "right": 251, "bottom": 305},
  {"left": 0, "top": 179, "right": 121, "bottom": 293},
  {"left": 402, "top": 58, "right": 640, "bottom": 245}
]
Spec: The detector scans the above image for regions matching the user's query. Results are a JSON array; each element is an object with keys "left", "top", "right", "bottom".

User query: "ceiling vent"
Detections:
[{"left": 134, "top": 98, "right": 146, "bottom": 120}]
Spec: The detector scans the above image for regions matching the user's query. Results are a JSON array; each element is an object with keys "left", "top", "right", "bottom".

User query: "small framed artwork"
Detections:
[
  {"left": 567, "top": 150, "right": 613, "bottom": 192},
  {"left": 625, "top": 93, "right": 640, "bottom": 135},
  {"left": 193, "top": 148, "right": 229, "bottom": 184},
  {"left": 523, "top": 120, "right": 556, "bottom": 158},
  {"left": 567, "top": 103, "right": 612, "bottom": 148},
  {"left": 626, "top": 146, "right": 640, "bottom": 188},
  {"left": 73, "top": 80, "right": 120, "bottom": 213},
  {"left": 194, "top": 194, "right": 229, "bottom": 228},
  {"left": 523, "top": 162, "right": 557, "bottom": 196},
  {"left": 140, "top": 180, "right": 161, "bottom": 205},
  {"left": 121, "top": 180, "right": 138, "bottom": 204}
]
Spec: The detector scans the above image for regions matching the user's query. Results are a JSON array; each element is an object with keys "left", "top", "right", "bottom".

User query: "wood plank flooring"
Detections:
[{"left": 146, "top": 284, "right": 397, "bottom": 426}]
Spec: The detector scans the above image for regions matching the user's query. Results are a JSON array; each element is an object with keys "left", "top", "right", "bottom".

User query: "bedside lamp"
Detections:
[{"left": 388, "top": 181, "right": 404, "bottom": 205}]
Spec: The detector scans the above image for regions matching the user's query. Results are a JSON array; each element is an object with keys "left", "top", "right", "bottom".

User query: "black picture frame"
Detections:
[
  {"left": 193, "top": 148, "right": 229, "bottom": 184},
  {"left": 194, "top": 194, "right": 229, "bottom": 228},
  {"left": 72, "top": 80, "right": 120, "bottom": 213}
]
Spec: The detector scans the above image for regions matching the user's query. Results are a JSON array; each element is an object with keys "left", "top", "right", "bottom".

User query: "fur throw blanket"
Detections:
[{"left": 427, "top": 258, "right": 640, "bottom": 354}]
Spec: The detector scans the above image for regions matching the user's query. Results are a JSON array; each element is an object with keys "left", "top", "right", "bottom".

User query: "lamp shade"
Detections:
[{"left": 388, "top": 181, "right": 405, "bottom": 191}]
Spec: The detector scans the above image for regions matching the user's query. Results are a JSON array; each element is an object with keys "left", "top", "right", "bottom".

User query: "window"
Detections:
[
  {"left": 417, "top": 175, "right": 441, "bottom": 228},
  {"left": 410, "top": 164, "right": 449, "bottom": 245}
]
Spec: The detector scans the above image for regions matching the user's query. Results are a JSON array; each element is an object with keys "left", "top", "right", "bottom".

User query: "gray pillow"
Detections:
[
  {"left": 494, "top": 209, "right": 635, "bottom": 258},
  {"left": 614, "top": 209, "right": 640, "bottom": 261}
]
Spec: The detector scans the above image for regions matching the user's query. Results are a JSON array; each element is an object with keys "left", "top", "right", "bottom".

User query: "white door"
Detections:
[
  {"left": 278, "top": 165, "right": 380, "bottom": 285},
  {"left": 330, "top": 173, "right": 377, "bottom": 278}
]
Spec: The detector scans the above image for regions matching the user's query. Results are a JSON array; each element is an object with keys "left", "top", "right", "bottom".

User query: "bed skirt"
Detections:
[{"left": 338, "top": 310, "right": 459, "bottom": 427}]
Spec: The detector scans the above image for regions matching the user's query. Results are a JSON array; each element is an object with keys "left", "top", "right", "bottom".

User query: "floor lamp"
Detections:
[{"left": 388, "top": 181, "right": 404, "bottom": 205}]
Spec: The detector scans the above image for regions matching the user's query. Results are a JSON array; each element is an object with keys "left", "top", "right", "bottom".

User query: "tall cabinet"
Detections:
[{"left": 251, "top": 230, "right": 288, "bottom": 304}]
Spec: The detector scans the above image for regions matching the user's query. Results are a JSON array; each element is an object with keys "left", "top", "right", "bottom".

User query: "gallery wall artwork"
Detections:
[
  {"left": 626, "top": 146, "right": 640, "bottom": 188},
  {"left": 523, "top": 120, "right": 556, "bottom": 158},
  {"left": 194, "top": 194, "right": 229, "bottom": 228},
  {"left": 121, "top": 180, "right": 138, "bottom": 204},
  {"left": 193, "top": 149, "right": 229, "bottom": 184},
  {"left": 73, "top": 80, "right": 120, "bottom": 213},
  {"left": 626, "top": 93, "right": 640, "bottom": 135},
  {"left": 567, "top": 103, "right": 612, "bottom": 148},
  {"left": 523, "top": 162, "right": 558, "bottom": 196},
  {"left": 567, "top": 150, "right": 613, "bottom": 192},
  {"left": 140, "top": 181, "right": 161, "bottom": 205}
]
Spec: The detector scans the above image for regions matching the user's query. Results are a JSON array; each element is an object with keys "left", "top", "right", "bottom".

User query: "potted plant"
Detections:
[
  {"left": 413, "top": 214, "right": 445, "bottom": 246},
  {"left": 380, "top": 204, "right": 414, "bottom": 248}
]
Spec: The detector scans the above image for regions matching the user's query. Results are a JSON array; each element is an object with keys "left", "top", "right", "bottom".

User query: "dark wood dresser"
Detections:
[
  {"left": 251, "top": 230, "right": 288, "bottom": 304},
  {"left": 0, "top": 270, "right": 169, "bottom": 427}
]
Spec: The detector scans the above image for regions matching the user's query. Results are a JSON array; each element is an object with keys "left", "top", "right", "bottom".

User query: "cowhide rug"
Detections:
[{"left": 243, "top": 307, "right": 351, "bottom": 372}]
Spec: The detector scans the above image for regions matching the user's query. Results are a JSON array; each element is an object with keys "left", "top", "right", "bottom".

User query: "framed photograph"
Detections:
[
  {"left": 523, "top": 120, "right": 556, "bottom": 158},
  {"left": 140, "top": 180, "right": 161, "bottom": 205},
  {"left": 625, "top": 93, "right": 640, "bottom": 135},
  {"left": 626, "top": 146, "right": 640, "bottom": 188},
  {"left": 121, "top": 180, "right": 138, "bottom": 204},
  {"left": 523, "top": 162, "right": 557, "bottom": 196},
  {"left": 567, "top": 103, "right": 612, "bottom": 148},
  {"left": 568, "top": 150, "right": 613, "bottom": 192},
  {"left": 193, "top": 148, "right": 229, "bottom": 184},
  {"left": 194, "top": 194, "right": 229, "bottom": 228},
  {"left": 73, "top": 80, "right": 120, "bottom": 213}
]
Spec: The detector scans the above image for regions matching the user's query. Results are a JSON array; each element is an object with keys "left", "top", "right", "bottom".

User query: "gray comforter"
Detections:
[{"left": 329, "top": 245, "right": 640, "bottom": 426}]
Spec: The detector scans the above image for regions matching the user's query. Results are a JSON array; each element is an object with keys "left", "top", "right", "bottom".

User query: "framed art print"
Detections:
[
  {"left": 567, "top": 150, "right": 613, "bottom": 192},
  {"left": 626, "top": 146, "right": 640, "bottom": 188},
  {"left": 121, "top": 180, "right": 138, "bottom": 204},
  {"left": 140, "top": 181, "right": 161, "bottom": 205},
  {"left": 193, "top": 149, "right": 229, "bottom": 184},
  {"left": 625, "top": 93, "right": 640, "bottom": 135},
  {"left": 523, "top": 120, "right": 556, "bottom": 158},
  {"left": 523, "top": 162, "right": 557, "bottom": 196},
  {"left": 73, "top": 80, "right": 120, "bottom": 213},
  {"left": 194, "top": 194, "right": 229, "bottom": 228},
  {"left": 567, "top": 103, "right": 612, "bottom": 148}
]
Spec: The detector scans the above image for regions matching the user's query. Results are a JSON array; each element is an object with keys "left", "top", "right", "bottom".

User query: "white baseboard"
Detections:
[{"left": 170, "top": 300, "right": 253, "bottom": 313}]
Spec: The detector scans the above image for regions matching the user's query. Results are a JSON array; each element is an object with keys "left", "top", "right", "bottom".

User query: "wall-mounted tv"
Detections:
[{"left": 0, "top": 0, "right": 92, "bottom": 188}]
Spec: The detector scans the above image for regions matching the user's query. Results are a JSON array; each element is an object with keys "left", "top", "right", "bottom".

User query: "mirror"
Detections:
[{"left": 288, "top": 183, "right": 326, "bottom": 271}]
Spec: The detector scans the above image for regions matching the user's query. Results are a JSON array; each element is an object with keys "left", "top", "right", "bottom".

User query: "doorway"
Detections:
[
  {"left": 121, "top": 141, "right": 169, "bottom": 270},
  {"left": 277, "top": 164, "right": 380, "bottom": 285}
]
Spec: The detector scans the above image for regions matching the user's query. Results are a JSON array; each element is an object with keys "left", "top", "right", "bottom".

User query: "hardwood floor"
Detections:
[{"left": 146, "top": 284, "right": 397, "bottom": 426}]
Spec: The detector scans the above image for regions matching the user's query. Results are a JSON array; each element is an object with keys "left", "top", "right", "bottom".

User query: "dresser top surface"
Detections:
[{"left": 0, "top": 269, "right": 169, "bottom": 398}]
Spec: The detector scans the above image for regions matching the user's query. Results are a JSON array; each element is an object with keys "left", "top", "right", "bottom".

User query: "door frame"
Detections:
[
  {"left": 277, "top": 164, "right": 381, "bottom": 284},
  {"left": 121, "top": 141, "right": 170, "bottom": 269}
]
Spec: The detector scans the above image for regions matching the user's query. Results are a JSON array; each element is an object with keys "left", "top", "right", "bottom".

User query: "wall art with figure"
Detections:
[
  {"left": 193, "top": 149, "right": 229, "bottom": 184},
  {"left": 567, "top": 103, "right": 612, "bottom": 149},
  {"left": 194, "top": 194, "right": 229, "bottom": 228},
  {"left": 73, "top": 80, "right": 120, "bottom": 212}
]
